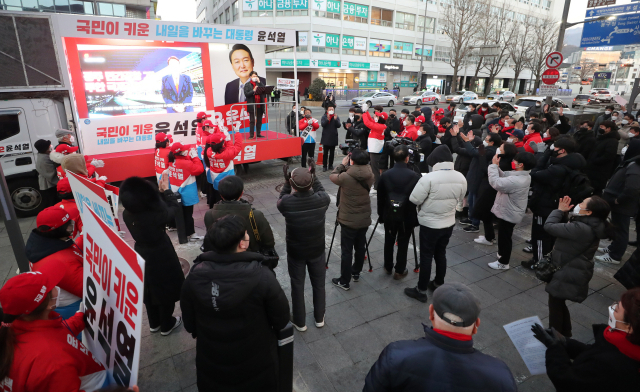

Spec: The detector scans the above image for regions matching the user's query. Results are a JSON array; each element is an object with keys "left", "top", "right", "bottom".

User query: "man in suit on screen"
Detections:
[{"left": 162, "top": 56, "right": 194, "bottom": 113}]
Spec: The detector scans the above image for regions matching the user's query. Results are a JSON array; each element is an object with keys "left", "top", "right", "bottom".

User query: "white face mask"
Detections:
[
  {"left": 69, "top": 136, "right": 76, "bottom": 144},
  {"left": 608, "top": 305, "right": 629, "bottom": 333},
  {"left": 349, "top": 114, "right": 354, "bottom": 120},
  {"left": 535, "top": 103, "right": 541, "bottom": 107},
  {"left": 507, "top": 138, "right": 514, "bottom": 143},
  {"left": 417, "top": 130, "right": 425, "bottom": 136},
  {"left": 543, "top": 132, "right": 549, "bottom": 138},
  {"left": 252, "top": 77, "right": 259, "bottom": 82},
  {"left": 483, "top": 140, "right": 489, "bottom": 147},
  {"left": 622, "top": 120, "right": 629, "bottom": 125},
  {"left": 403, "top": 120, "right": 408, "bottom": 126},
  {"left": 572, "top": 204, "right": 582, "bottom": 215},
  {"left": 467, "top": 106, "right": 472, "bottom": 111},
  {"left": 525, "top": 129, "right": 530, "bottom": 135},
  {"left": 300, "top": 109, "right": 305, "bottom": 114},
  {"left": 328, "top": 110, "right": 334, "bottom": 115},
  {"left": 611, "top": 116, "right": 618, "bottom": 121},
  {"left": 605, "top": 110, "right": 611, "bottom": 115},
  {"left": 400, "top": 113, "right": 406, "bottom": 118},
  {"left": 622, "top": 145, "right": 629, "bottom": 155}
]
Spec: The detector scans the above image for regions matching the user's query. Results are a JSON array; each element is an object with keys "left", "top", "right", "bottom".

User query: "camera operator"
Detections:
[
  {"left": 378, "top": 145, "right": 421, "bottom": 279},
  {"left": 415, "top": 124, "right": 433, "bottom": 173},
  {"left": 203, "top": 176, "right": 277, "bottom": 268},
  {"left": 350, "top": 108, "right": 370, "bottom": 151},
  {"left": 330, "top": 149, "right": 374, "bottom": 290},
  {"left": 380, "top": 109, "right": 402, "bottom": 172}
]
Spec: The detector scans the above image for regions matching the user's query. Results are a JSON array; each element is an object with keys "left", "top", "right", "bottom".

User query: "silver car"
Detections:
[
  {"left": 352, "top": 92, "right": 398, "bottom": 107},
  {"left": 572, "top": 94, "right": 591, "bottom": 108},
  {"left": 486, "top": 90, "right": 516, "bottom": 102}
]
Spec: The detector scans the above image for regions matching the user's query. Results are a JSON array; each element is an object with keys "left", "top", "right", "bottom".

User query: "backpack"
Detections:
[
  {"left": 559, "top": 167, "right": 593, "bottom": 205},
  {"left": 386, "top": 198, "right": 408, "bottom": 223}
]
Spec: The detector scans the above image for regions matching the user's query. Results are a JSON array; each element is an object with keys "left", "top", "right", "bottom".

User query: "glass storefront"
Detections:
[{"left": 318, "top": 72, "right": 356, "bottom": 89}]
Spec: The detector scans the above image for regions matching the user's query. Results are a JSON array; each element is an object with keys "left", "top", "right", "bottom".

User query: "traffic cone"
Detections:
[{"left": 316, "top": 145, "right": 324, "bottom": 166}]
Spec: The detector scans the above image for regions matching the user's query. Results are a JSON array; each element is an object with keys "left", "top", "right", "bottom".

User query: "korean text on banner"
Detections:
[
  {"left": 66, "top": 171, "right": 118, "bottom": 231},
  {"left": 277, "top": 78, "right": 298, "bottom": 89},
  {"left": 82, "top": 202, "right": 145, "bottom": 387},
  {"left": 539, "top": 85, "right": 558, "bottom": 97}
]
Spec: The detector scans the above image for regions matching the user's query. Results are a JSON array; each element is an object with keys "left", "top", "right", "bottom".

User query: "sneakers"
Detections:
[
  {"left": 167, "top": 227, "right": 177, "bottom": 232},
  {"left": 189, "top": 234, "right": 204, "bottom": 242},
  {"left": 393, "top": 269, "right": 408, "bottom": 280},
  {"left": 404, "top": 286, "right": 428, "bottom": 303},
  {"left": 523, "top": 245, "right": 533, "bottom": 253},
  {"left": 463, "top": 225, "right": 479, "bottom": 233},
  {"left": 427, "top": 280, "right": 441, "bottom": 292},
  {"left": 199, "top": 191, "right": 206, "bottom": 199},
  {"left": 597, "top": 246, "right": 610, "bottom": 254},
  {"left": 370, "top": 189, "right": 377, "bottom": 195},
  {"left": 521, "top": 259, "right": 537, "bottom": 270},
  {"left": 352, "top": 274, "right": 360, "bottom": 282},
  {"left": 459, "top": 218, "right": 472, "bottom": 226},
  {"left": 474, "top": 236, "right": 495, "bottom": 245},
  {"left": 526, "top": 239, "right": 532, "bottom": 245},
  {"left": 629, "top": 240, "right": 638, "bottom": 247},
  {"left": 315, "top": 317, "right": 325, "bottom": 328},
  {"left": 161, "top": 316, "right": 182, "bottom": 336},
  {"left": 293, "top": 323, "right": 307, "bottom": 332},
  {"left": 488, "top": 261, "right": 510, "bottom": 270},
  {"left": 332, "top": 278, "right": 350, "bottom": 291},
  {"left": 150, "top": 326, "right": 161, "bottom": 333},
  {"left": 595, "top": 253, "right": 621, "bottom": 265}
]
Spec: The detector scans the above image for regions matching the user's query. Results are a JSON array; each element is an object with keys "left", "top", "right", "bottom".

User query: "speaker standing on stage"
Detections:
[{"left": 244, "top": 71, "right": 266, "bottom": 139}]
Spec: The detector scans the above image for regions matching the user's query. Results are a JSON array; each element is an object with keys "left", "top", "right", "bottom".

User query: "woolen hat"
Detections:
[
  {"left": 34, "top": 139, "right": 51, "bottom": 154},
  {"left": 54, "top": 128, "right": 73, "bottom": 138},
  {"left": 426, "top": 145, "right": 453, "bottom": 167},
  {"left": 433, "top": 282, "right": 480, "bottom": 328}
]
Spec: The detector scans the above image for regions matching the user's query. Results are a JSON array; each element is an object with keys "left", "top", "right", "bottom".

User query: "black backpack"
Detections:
[{"left": 559, "top": 167, "right": 593, "bottom": 205}]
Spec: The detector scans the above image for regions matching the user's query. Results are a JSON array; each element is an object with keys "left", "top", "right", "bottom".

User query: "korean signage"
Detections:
[
  {"left": 539, "top": 85, "right": 558, "bottom": 97},
  {"left": 67, "top": 171, "right": 118, "bottom": 231},
  {"left": 0, "top": 141, "right": 31, "bottom": 155},
  {"left": 581, "top": 14, "right": 640, "bottom": 47},
  {"left": 342, "top": 35, "right": 367, "bottom": 50},
  {"left": 381, "top": 63, "right": 403, "bottom": 71},
  {"left": 312, "top": 0, "right": 340, "bottom": 12},
  {"left": 82, "top": 203, "right": 145, "bottom": 387},
  {"left": 243, "top": 0, "right": 274, "bottom": 10},
  {"left": 585, "top": 3, "right": 639, "bottom": 18},
  {"left": 310, "top": 32, "right": 340, "bottom": 47},
  {"left": 393, "top": 41, "right": 413, "bottom": 55},
  {"left": 587, "top": 0, "right": 616, "bottom": 7},
  {"left": 327, "top": 0, "right": 340, "bottom": 13},
  {"left": 311, "top": 32, "right": 326, "bottom": 46},
  {"left": 266, "top": 59, "right": 379, "bottom": 70},
  {"left": 369, "top": 39, "right": 391, "bottom": 53},
  {"left": 298, "top": 31, "right": 308, "bottom": 46},
  {"left": 594, "top": 71, "right": 612, "bottom": 79},
  {"left": 359, "top": 82, "right": 387, "bottom": 88},
  {"left": 277, "top": 77, "right": 298, "bottom": 89},
  {"left": 343, "top": 2, "right": 368, "bottom": 18},
  {"left": 276, "top": 0, "right": 308, "bottom": 10}
]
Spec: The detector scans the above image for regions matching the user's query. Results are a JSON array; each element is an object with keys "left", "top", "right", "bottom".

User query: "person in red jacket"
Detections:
[
  {"left": 477, "top": 102, "right": 490, "bottom": 119},
  {"left": 506, "top": 129, "right": 526, "bottom": 151},
  {"left": 155, "top": 132, "right": 172, "bottom": 184},
  {"left": 0, "top": 260, "right": 108, "bottom": 392},
  {"left": 523, "top": 122, "right": 544, "bottom": 154},
  {"left": 299, "top": 108, "right": 320, "bottom": 167},
  {"left": 204, "top": 133, "right": 243, "bottom": 207},
  {"left": 168, "top": 142, "right": 205, "bottom": 241},
  {"left": 54, "top": 177, "right": 82, "bottom": 240},
  {"left": 24, "top": 207, "right": 83, "bottom": 321},
  {"left": 361, "top": 105, "right": 387, "bottom": 194},
  {"left": 399, "top": 115, "right": 419, "bottom": 141}
]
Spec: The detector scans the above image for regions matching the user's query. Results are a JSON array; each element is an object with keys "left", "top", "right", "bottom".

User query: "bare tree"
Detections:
[
  {"left": 480, "top": 1, "right": 518, "bottom": 96},
  {"left": 526, "top": 16, "right": 559, "bottom": 92},
  {"left": 508, "top": 16, "right": 534, "bottom": 93},
  {"left": 573, "top": 59, "right": 599, "bottom": 82},
  {"left": 437, "top": 0, "right": 487, "bottom": 94}
]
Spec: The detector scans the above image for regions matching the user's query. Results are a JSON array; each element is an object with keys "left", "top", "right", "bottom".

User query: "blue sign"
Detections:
[
  {"left": 594, "top": 72, "right": 612, "bottom": 79},
  {"left": 585, "top": 4, "right": 640, "bottom": 18},
  {"left": 581, "top": 14, "right": 640, "bottom": 47}
]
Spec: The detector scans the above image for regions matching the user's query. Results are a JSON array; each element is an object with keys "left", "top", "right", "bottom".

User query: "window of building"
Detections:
[
  {"left": 197, "top": 8, "right": 206, "bottom": 22},
  {"left": 395, "top": 11, "right": 415, "bottom": 30},
  {"left": 232, "top": 1, "right": 238, "bottom": 20},
  {"left": 20, "top": 0, "right": 39, "bottom": 11},
  {"left": 342, "top": 35, "right": 366, "bottom": 56},
  {"left": 531, "top": 0, "right": 540, "bottom": 6},
  {"left": 542, "top": 0, "right": 551, "bottom": 9},
  {"left": 434, "top": 45, "right": 450, "bottom": 63},
  {"left": 96, "top": 2, "right": 124, "bottom": 16},
  {"left": 370, "top": 7, "right": 393, "bottom": 27},
  {"left": 244, "top": 11, "right": 274, "bottom": 16},
  {"left": 393, "top": 41, "right": 413, "bottom": 59},
  {"left": 369, "top": 39, "right": 391, "bottom": 57},
  {"left": 219, "top": 12, "right": 224, "bottom": 22},
  {"left": 225, "top": 7, "right": 230, "bottom": 23},
  {"left": 312, "top": 33, "right": 340, "bottom": 54},
  {"left": 415, "top": 44, "right": 433, "bottom": 61},
  {"left": 417, "top": 16, "right": 435, "bottom": 33}
]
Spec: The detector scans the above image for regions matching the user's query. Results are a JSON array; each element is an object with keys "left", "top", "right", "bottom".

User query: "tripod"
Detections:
[
  {"left": 326, "top": 220, "right": 373, "bottom": 272},
  {"left": 366, "top": 218, "right": 420, "bottom": 273}
]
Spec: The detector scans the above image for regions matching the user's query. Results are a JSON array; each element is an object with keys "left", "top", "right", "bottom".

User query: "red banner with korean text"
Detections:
[{"left": 82, "top": 203, "right": 145, "bottom": 387}]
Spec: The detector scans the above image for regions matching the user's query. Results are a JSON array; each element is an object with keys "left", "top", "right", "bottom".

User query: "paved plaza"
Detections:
[{"left": 0, "top": 158, "right": 630, "bottom": 392}]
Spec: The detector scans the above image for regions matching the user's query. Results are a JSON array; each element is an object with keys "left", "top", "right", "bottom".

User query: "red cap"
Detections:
[
  {"left": 0, "top": 261, "right": 64, "bottom": 316},
  {"left": 435, "top": 108, "right": 444, "bottom": 114},
  {"left": 378, "top": 112, "right": 388, "bottom": 120},
  {"left": 57, "top": 177, "right": 72, "bottom": 193},
  {"left": 36, "top": 206, "right": 71, "bottom": 230},
  {"left": 416, "top": 115, "right": 426, "bottom": 123},
  {"left": 202, "top": 120, "right": 214, "bottom": 128},
  {"left": 170, "top": 142, "right": 185, "bottom": 154},
  {"left": 197, "top": 112, "right": 211, "bottom": 120},
  {"left": 54, "top": 144, "right": 79, "bottom": 155},
  {"left": 207, "top": 133, "right": 225, "bottom": 144},
  {"left": 156, "top": 132, "right": 169, "bottom": 142}
]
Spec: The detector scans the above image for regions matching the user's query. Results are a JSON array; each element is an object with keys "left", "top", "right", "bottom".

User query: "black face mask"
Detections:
[
  {"left": 389, "top": 114, "right": 395, "bottom": 118},
  {"left": 579, "top": 127, "right": 588, "bottom": 132},
  {"left": 598, "top": 128, "right": 606, "bottom": 134},
  {"left": 550, "top": 149, "right": 559, "bottom": 157}
]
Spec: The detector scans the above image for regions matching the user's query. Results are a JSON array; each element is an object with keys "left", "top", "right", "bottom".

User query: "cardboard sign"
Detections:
[
  {"left": 82, "top": 202, "right": 145, "bottom": 387},
  {"left": 277, "top": 77, "right": 298, "bottom": 89},
  {"left": 66, "top": 171, "right": 118, "bottom": 231}
]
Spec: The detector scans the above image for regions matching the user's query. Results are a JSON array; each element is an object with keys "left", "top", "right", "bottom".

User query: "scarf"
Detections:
[
  {"left": 603, "top": 327, "right": 640, "bottom": 361},
  {"left": 249, "top": 79, "right": 262, "bottom": 103}
]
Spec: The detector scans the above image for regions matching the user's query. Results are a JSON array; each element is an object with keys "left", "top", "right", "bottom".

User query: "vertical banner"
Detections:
[
  {"left": 66, "top": 171, "right": 118, "bottom": 231},
  {"left": 82, "top": 202, "right": 145, "bottom": 387}
]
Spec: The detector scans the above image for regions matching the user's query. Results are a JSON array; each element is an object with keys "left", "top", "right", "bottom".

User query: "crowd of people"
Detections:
[{"left": 3, "top": 96, "right": 640, "bottom": 391}]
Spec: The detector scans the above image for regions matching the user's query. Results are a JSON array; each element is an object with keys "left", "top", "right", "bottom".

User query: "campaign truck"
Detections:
[{"left": 0, "top": 11, "right": 300, "bottom": 216}]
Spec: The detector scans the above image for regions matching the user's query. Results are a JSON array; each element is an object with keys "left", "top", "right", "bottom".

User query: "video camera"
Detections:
[
  {"left": 339, "top": 139, "right": 361, "bottom": 155},
  {"left": 386, "top": 137, "right": 422, "bottom": 168}
]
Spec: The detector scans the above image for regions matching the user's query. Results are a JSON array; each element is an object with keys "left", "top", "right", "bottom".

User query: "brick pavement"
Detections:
[{"left": 0, "top": 171, "right": 630, "bottom": 392}]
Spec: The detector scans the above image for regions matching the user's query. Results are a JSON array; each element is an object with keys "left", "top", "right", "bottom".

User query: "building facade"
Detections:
[
  {"left": 196, "top": 0, "right": 563, "bottom": 96},
  {"left": 0, "top": 0, "right": 156, "bottom": 19}
]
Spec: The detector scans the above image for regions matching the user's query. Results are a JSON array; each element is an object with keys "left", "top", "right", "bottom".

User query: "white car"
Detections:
[
  {"left": 486, "top": 90, "right": 516, "bottom": 102},
  {"left": 589, "top": 88, "right": 609, "bottom": 94},
  {"left": 445, "top": 90, "right": 478, "bottom": 103},
  {"left": 593, "top": 90, "right": 613, "bottom": 102},
  {"left": 352, "top": 91, "right": 398, "bottom": 107},
  {"left": 402, "top": 91, "right": 441, "bottom": 106},
  {"left": 512, "top": 97, "right": 569, "bottom": 115},
  {"left": 452, "top": 99, "right": 520, "bottom": 124}
]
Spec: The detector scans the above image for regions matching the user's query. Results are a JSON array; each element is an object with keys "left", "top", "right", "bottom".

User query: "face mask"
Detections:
[
  {"left": 579, "top": 127, "right": 588, "bottom": 132},
  {"left": 349, "top": 114, "right": 354, "bottom": 120},
  {"left": 511, "top": 161, "right": 519, "bottom": 170},
  {"left": 535, "top": 103, "right": 541, "bottom": 107},
  {"left": 622, "top": 145, "right": 628, "bottom": 155},
  {"left": 69, "top": 136, "right": 76, "bottom": 144},
  {"left": 622, "top": 120, "right": 629, "bottom": 125},
  {"left": 629, "top": 132, "right": 637, "bottom": 138},
  {"left": 551, "top": 149, "right": 559, "bottom": 157},
  {"left": 328, "top": 110, "right": 334, "bottom": 115},
  {"left": 544, "top": 132, "right": 549, "bottom": 138},
  {"left": 403, "top": 120, "right": 408, "bottom": 126},
  {"left": 252, "top": 77, "right": 259, "bottom": 82},
  {"left": 305, "top": 114, "right": 311, "bottom": 119},
  {"left": 467, "top": 106, "right": 472, "bottom": 111},
  {"left": 608, "top": 304, "right": 629, "bottom": 333},
  {"left": 389, "top": 114, "right": 395, "bottom": 118},
  {"left": 507, "top": 138, "right": 514, "bottom": 143},
  {"left": 598, "top": 128, "right": 606, "bottom": 134},
  {"left": 525, "top": 129, "right": 530, "bottom": 135},
  {"left": 418, "top": 130, "right": 424, "bottom": 136},
  {"left": 605, "top": 110, "right": 611, "bottom": 115},
  {"left": 572, "top": 204, "right": 582, "bottom": 215},
  {"left": 611, "top": 116, "right": 618, "bottom": 121},
  {"left": 400, "top": 113, "right": 406, "bottom": 118},
  {"left": 300, "top": 109, "right": 305, "bottom": 114},
  {"left": 483, "top": 141, "right": 489, "bottom": 147}
]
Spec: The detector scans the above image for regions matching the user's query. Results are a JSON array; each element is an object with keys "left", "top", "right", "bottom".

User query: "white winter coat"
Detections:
[
  {"left": 488, "top": 164, "right": 531, "bottom": 224},
  {"left": 409, "top": 161, "right": 467, "bottom": 229}
]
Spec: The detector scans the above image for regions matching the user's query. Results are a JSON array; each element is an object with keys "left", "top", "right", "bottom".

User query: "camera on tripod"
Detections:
[
  {"left": 386, "top": 137, "right": 422, "bottom": 167},
  {"left": 339, "top": 139, "right": 361, "bottom": 155}
]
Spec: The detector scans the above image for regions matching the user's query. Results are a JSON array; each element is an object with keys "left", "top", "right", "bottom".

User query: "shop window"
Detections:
[
  {"left": 395, "top": 12, "right": 415, "bottom": 31},
  {"left": 371, "top": 7, "right": 393, "bottom": 27}
]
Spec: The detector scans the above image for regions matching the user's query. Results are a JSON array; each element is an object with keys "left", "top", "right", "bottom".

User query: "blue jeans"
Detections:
[{"left": 467, "top": 192, "right": 480, "bottom": 226}]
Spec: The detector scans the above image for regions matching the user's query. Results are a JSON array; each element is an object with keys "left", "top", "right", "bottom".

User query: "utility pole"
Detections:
[
  {"left": 417, "top": 0, "right": 429, "bottom": 90},
  {"left": 546, "top": 0, "right": 572, "bottom": 106}
]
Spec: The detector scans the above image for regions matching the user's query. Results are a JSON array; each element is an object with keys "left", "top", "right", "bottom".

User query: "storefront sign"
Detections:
[
  {"left": 381, "top": 63, "right": 403, "bottom": 71},
  {"left": 327, "top": 0, "right": 340, "bottom": 13},
  {"left": 298, "top": 31, "right": 307, "bottom": 46},
  {"left": 341, "top": 35, "right": 366, "bottom": 50},
  {"left": 594, "top": 71, "right": 612, "bottom": 79},
  {"left": 378, "top": 71, "right": 387, "bottom": 83},
  {"left": 266, "top": 59, "right": 378, "bottom": 70},
  {"left": 400, "top": 81, "right": 418, "bottom": 87},
  {"left": 243, "top": 0, "right": 274, "bottom": 11},
  {"left": 359, "top": 82, "right": 386, "bottom": 88},
  {"left": 311, "top": 0, "right": 338, "bottom": 12},
  {"left": 312, "top": 32, "right": 326, "bottom": 46},
  {"left": 343, "top": 2, "right": 368, "bottom": 17},
  {"left": 318, "top": 60, "right": 340, "bottom": 67},
  {"left": 326, "top": 33, "right": 340, "bottom": 48},
  {"left": 276, "top": 0, "right": 308, "bottom": 10}
]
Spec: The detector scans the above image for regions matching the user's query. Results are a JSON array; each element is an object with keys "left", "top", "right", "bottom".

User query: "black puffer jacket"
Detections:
[
  {"left": 585, "top": 130, "right": 620, "bottom": 191},
  {"left": 530, "top": 151, "right": 587, "bottom": 217},
  {"left": 573, "top": 127, "right": 596, "bottom": 161},
  {"left": 180, "top": 251, "right": 290, "bottom": 392},
  {"left": 544, "top": 209, "right": 608, "bottom": 302},
  {"left": 464, "top": 142, "right": 498, "bottom": 194},
  {"left": 350, "top": 116, "right": 370, "bottom": 150},
  {"left": 277, "top": 176, "right": 330, "bottom": 259},
  {"left": 603, "top": 139, "right": 640, "bottom": 216},
  {"left": 377, "top": 162, "right": 421, "bottom": 228},
  {"left": 415, "top": 133, "right": 433, "bottom": 173},
  {"left": 320, "top": 113, "right": 341, "bottom": 146},
  {"left": 121, "top": 177, "right": 184, "bottom": 305},
  {"left": 450, "top": 134, "right": 480, "bottom": 178}
]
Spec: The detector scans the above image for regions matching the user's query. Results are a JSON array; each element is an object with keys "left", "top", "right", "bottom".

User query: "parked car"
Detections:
[
  {"left": 445, "top": 90, "right": 478, "bottom": 103},
  {"left": 486, "top": 90, "right": 516, "bottom": 102},
  {"left": 572, "top": 94, "right": 591, "bottom": 108},
  {"left": 402, "top": 91, "right": 441, "bottom": 106},
  {"left": 513, "top": 97, "right": 569, "bottom": 115},
  {"left": 452, "top": 99, "right": 521, "bottom": 124},
  {"left": 352, "top": 91, "right": 398, "bottom": 107},
  {"left": 593, "top": 90, "right": 613, "bottom": 102},
  {"left": 589, "top": 87, "right": 608, "bottom": 94}
]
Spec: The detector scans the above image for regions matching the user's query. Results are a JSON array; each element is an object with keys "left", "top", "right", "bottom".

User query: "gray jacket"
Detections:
[
  {"left": 488, "top": 165, "right": 531, "bottom": 224},
  {"left": 36, "top": 153, "right": 59, "bottom": 190},
  {"left": 544, "top": 209, "right": 608, "bottom": 303}
]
